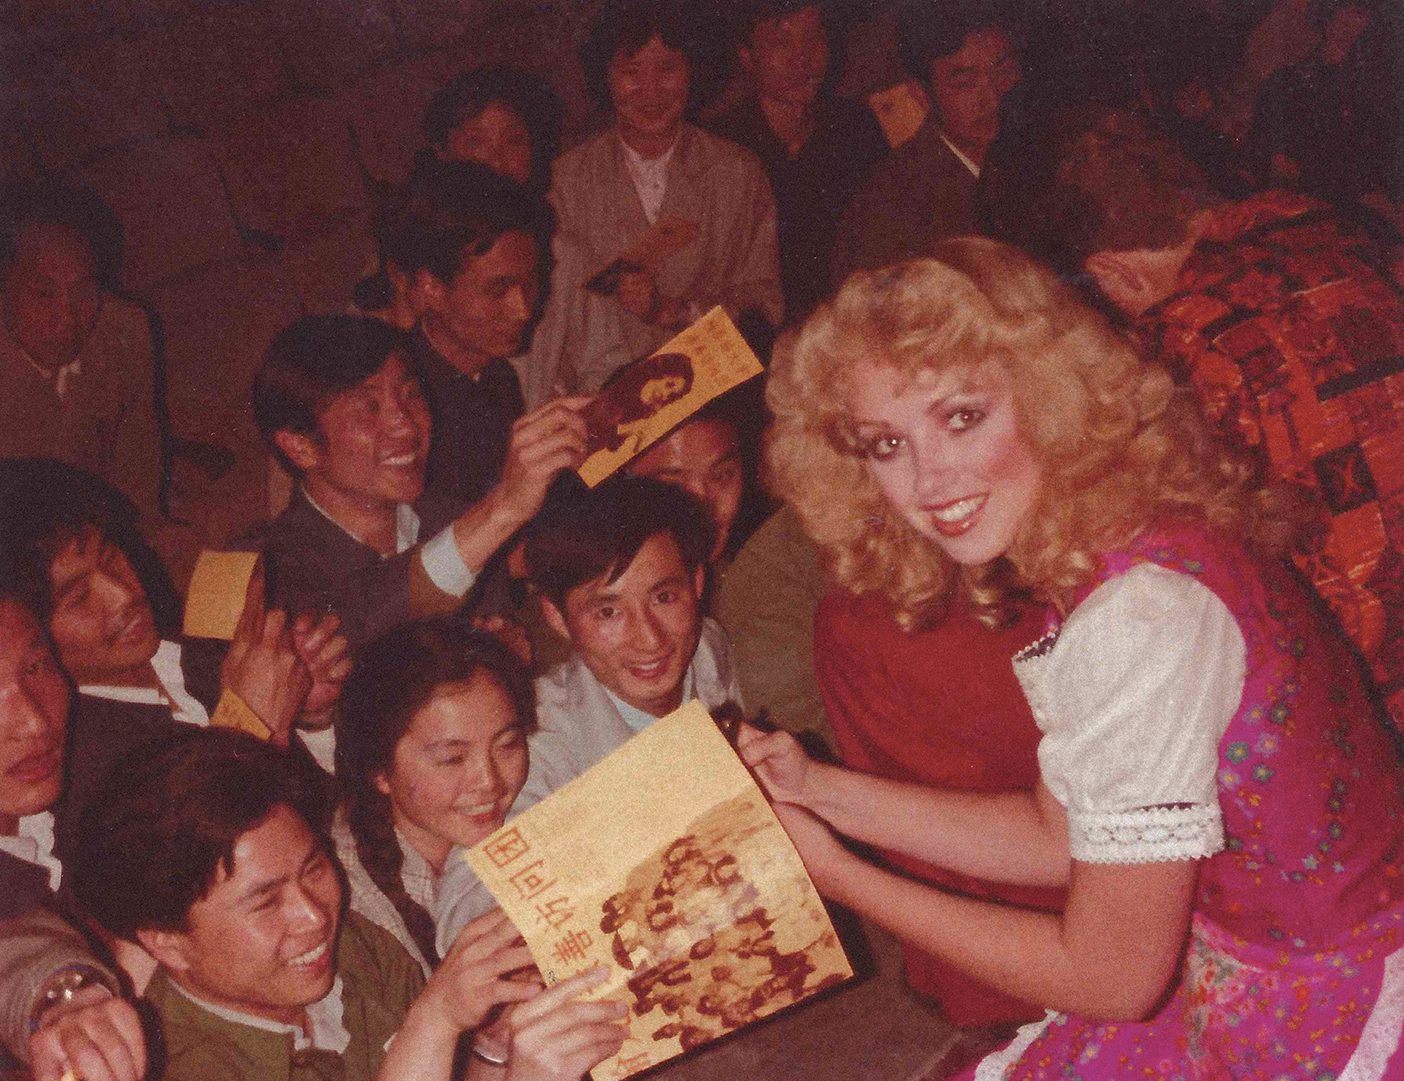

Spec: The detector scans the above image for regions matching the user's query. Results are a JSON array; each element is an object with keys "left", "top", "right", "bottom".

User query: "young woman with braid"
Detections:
[{"left": 334, "top": 619, "right": 534, "bottom": 974}]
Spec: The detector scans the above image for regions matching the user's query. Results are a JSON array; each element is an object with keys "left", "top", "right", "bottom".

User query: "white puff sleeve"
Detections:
[{"left": 1015, "top": 563, "right": 1246, "bottom": 864}]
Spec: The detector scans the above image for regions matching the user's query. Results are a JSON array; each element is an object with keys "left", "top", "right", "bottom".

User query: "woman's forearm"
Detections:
[
  {"left": 824, "top": 854, "right": 1195, "bottom": 1020},
  {"left": 804, "top": 763, "right": 1072, "bottom": 887}
]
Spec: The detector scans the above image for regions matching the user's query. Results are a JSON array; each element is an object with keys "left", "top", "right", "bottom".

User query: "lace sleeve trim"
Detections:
[{"left": 1069, "top": 803, "right": 1225, "bottom": 864}]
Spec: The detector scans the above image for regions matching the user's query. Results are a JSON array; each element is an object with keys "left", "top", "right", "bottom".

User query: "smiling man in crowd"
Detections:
[
  {"left": 518, "top": 476, "right": 740, "bottom": 803},
  {"left": 66, "top": 728, "right": 547, "bottom": 1081},
  {"left": 250, "top": 314, "right": 587, "bottom": 655}
]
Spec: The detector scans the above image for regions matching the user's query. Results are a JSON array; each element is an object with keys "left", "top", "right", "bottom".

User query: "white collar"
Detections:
[
  {"left": 77, "top": 640, "right": 210, "bottom": 726},
  {"left": 1, "top": 312, "right": 85, "bottom": 398},
  {"left": 171, "top": 976, "right": 351, "bottom": 1053},
  {"left": 602, "top": 657, "right": 698, "bottom": 734},
  {"left": 0, "top": 811, "right": 60, "bottom": 890},
  {"left": 939, "top": 131, "right": 981, "bottom": 178},
  {"left": 301, "top": 486, "right": 420, "bottom": 557}
]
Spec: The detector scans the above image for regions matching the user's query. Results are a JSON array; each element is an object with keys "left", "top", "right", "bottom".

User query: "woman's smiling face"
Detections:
[{"left": 845, "top": 358, "right": 1042, "bottom": 566}]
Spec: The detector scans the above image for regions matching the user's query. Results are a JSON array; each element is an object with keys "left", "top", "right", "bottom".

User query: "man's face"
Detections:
[
  {"left": 47, "top": 525, "right": 160, "bottom": 686},
  {"left": 147, "top": 804, "right": 342, "bottom": 1026},
  {"left": 928, "top": 28, "right": 1020, "bottom": 163},
  {"left": 627, "top": 418, "right": 742, "bottom": 561},
  {"left": 288, "top": 353, "right": 432, "bottom": 516},
  {"left": 546, "top": 533, "right": 703, "bottom": 717},
  {"left": 741, "top": 5, "right": 829, "bottom": 112},
  {"left": 2, "top": 223, "right": 102, "bottom": 370},
  {"left": 422, "top": 230, "right": 540, "bottom": 371},
  {"left": 0, "top": 600, "right": 68, "bottom": 830}
]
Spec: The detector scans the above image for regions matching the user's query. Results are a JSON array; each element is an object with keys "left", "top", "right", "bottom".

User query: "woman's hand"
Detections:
[
  {"left": 505, "top": 967, "right": 628, "bottom": 1081},
  {"left": 424, "top": 909, "right": 541, "bottom": 1033},
  {"left": 771, "top": 802, "right": 852, "bottom": 896},
  {"left": 737, "top": 724, "right": 818, "bottom": 808}
]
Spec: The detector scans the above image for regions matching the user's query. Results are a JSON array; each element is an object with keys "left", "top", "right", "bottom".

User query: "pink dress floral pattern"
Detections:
[{"left": 962, "top": 523, "right": 1404, "bottom": 1080}]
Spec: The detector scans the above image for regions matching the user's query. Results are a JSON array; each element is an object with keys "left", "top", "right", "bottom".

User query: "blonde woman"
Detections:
[{"left": 744, "top": 240, "right": 1404, "bottom": 1078}]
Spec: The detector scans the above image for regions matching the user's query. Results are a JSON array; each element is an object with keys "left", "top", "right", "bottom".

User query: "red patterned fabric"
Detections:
[
  {"left": 814, "top": 591, "right": 1064, "bottom": 1026},
  {"left": 1139, "top": 191, "right": 1404, "bottom": 733}
]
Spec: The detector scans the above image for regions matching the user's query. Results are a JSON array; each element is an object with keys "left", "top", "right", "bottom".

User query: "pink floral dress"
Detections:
[{"left": 963, "top": 523, "right": 1404, "bottom": 1080}]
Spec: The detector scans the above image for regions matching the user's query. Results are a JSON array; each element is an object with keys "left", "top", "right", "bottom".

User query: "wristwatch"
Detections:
[{"left": 27, "top": 964, "right": 112, "bottom": 1035}]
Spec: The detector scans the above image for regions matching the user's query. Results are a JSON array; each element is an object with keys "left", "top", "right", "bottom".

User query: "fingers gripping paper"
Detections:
[
  {"left": 577, "top": 308, "right": 763, "bottom": 488},
  {"left": 466, "top": 702, "right": 852, "bottom": 1079}
]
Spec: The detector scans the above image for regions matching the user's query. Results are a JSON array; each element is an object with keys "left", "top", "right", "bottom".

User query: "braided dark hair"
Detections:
[{"left": 335, "top": 619, "right": 535, "bottom": 967}]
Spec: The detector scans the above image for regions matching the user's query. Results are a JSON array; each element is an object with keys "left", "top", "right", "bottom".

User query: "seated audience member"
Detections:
[
  {"left": 335, "top": 620, "right": 534, "bottom": 973},
  {"left": 552, "top": 0, "right": 783, "bottom": 361},
  {"left": 0, "top": 181, "right": 163, "bottom": 533},
  {"left": 1012, "top": 107, "right": 1404, "bottom": 732},
  {"left": 249, "top": 314, "right": 588, "bottom": 653},
  {"left": 421, "top": 66, "right": 562, "bottom": 194},
  {"left": 438, "top": 478, "right": 740, "bottom": 949},
  {"left": 830, "top": 0, "right": 1022, "bottom": 283},
  {"left": 379, "top": 161, "right": 547, "bottom": 507},
  {"left": 356, "top": 67, "right": 559, "bottom": 332},
  {"left": 709, "top": 0, "right": 888, "bottom": 320},
  {"left": 4, "top": 480, "right": 344, "bottom": 827},
  {"left": 812, "top": 590, "right": 1063, "bottom": 1045},
  {"left": 623, "top": 396, "right": 749, "bottom": 566},
  {"left": 0, "top": 560, "right": 146, "bottom": 1081},
  {"left": 68, "top": 729, "right": 626, "bottom": 1081},
  {"left": 521, "top": 476, "right": 737, "bottom": 798}
]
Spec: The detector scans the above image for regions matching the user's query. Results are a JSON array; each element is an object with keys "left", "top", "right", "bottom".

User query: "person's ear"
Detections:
[
  {"left": 372, "top": 770, "right": 392, "bottom": 798},
  {"left": 1084, "top": 251, "right": 1155, "bottom": 317},
  {"left": 540, "top": 595, "right": 571, "bottom": 642},
  {"left": 691, "top": 563, "right": 705, "bottom": 601},
  {"left": 273, "top": 430, "right": 322, "bottom": 475},
  {"left": 136, "top": 927, "right": 194, "bottom": 974}
]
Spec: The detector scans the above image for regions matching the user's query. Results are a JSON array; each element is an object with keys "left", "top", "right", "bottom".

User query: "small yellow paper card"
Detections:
[
  {"left": 467, "top": 701, "right": 852, "bottom": 1080},
  {"left": 208, "top": 688, "right": 271, "bottom": 740},
  {"left": 183, "top": 550, "right": 261, "bottom": 640},
  {"left": 868, "top": 80, "right": 929, "bottom": 148},
  {"left": 577, "top": 307, "right": 762, "bottom": 488}
]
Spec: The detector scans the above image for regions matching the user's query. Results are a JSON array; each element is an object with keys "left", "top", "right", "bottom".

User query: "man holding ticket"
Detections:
[
  {"left": 251, "top": 314, "right": 589, "bottom": 655},
  {"left": 2, "top": 472, "right": 345, "bottom": 844}
]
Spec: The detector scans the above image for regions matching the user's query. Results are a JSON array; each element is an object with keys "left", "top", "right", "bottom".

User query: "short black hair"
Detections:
[
  {"left": 0, "top": 459, "right": 168, "bottom": 627},
  {"left": 69, "top": 728, "right": 331, "bottom": 940},
  {"left": 580, "top": 0, "right": 722, "bottom": 110},
  {"left": 0, "top": 178, "right": 124, "bottom": 291},
  {"left": 421, "top": 66, "right": 563, "bottom": 192},
  {"left": 525, "top": 476, "right": 712, "bottom": 610},
  {"left": 253, "top": 314, "right": 419, "bottom": 476},
  {"left": 733, "top": 0, "right": 829, "bottom": 46},
  {"left": 379, "top": 158, "right": 552, "bottom": 286},
  {"left": 897, "top": 0, "right": 1012, "bottom": 79}
]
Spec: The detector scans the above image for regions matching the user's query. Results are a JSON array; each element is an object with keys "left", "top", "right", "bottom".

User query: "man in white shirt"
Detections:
[
  {"left": 435, "top": 477, "right": 741, "bottom": 952},
  {"left": 0, "top": 562, "right": 146, "bottom": 1081},
  {"left": 519, "top": 476, "right": 741, "bottom": 803}
]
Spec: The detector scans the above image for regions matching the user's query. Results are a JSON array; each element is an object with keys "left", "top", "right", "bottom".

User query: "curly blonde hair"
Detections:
[{"left": 766, "top": 238, "right": 1292, "bottom": 629}]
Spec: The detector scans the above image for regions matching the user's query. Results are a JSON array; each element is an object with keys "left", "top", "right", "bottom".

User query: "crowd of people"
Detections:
[{"left": 3, "top": 0, "right": 1403, "bottom": 1079}]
